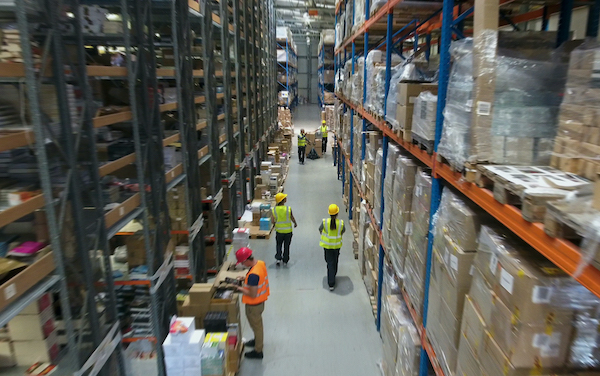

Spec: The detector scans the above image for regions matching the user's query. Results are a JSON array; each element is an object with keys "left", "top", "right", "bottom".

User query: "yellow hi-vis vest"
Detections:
[
  {"left": 320, "top": 219, "right": 343, "bottom": 249},
  {"left": 320, "top": 125, "right": 328, "bottom": 138},
  {"left": 272, "top": 206, "right": 293, "bottom": 233},
  {"left": 298, "top": 134, "right": 307, "bottom": 147}
]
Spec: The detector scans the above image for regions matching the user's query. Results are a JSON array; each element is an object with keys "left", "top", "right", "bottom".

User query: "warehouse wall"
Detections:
[{"left": 296, "top": 35, "right": 320, "bottom": 105}]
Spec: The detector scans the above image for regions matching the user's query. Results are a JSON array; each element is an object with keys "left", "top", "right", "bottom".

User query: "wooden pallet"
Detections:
[
  {"left": 410, "top": 132, "right": 434, "bottom": 155},
  {"left": 394, "top": 127, "right": 412, "bottom": 143},
  {"left": 247, "top": 224, "right": 274, "bottom": 239},
  {"left": 476, "top": 165, "right": 582, "bottom": 223},
  {"left": 435, "top": 153, "right": 479, "bottom": 182},
  {"left": 543, "top": 199, "right": 597, "bottom": 245}
]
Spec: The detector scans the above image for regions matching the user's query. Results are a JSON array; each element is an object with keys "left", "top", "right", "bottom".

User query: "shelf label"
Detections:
[
  {"left": 189, "top": 215, "right": 204, "bottom": 242},
  {"left": 532, "top": 286, "right": 553, "bottom": 304},
  {"left": 119, "top": 206, "right": 125, "bottom": 217},
  {"left": 74, "top": 322, "right": 122, "bottom": 376},
  {"left": 4, "top": 283, "right": 16, "bottom": 300},
  {"left": 500, "top": 268, "right": 514, "bottom": 295},
  {"left": 489, "top": 253, "right": 498, "bottom": 276}
]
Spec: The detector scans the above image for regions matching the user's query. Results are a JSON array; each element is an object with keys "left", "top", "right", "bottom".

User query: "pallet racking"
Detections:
[
  {"left": 318, "top": 30, "right": 335, "bottom": 108},
  {"left": 0, "top": 0, "right": 276, "bottom": 374},
  {"left": 333, "top": 0, "right": 600, "bottom": 375},
  {"left": 276, "top": 28, "right": 298, "bottom": 110}
]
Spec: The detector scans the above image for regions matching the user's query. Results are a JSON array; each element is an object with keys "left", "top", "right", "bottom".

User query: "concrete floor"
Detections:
[{"left": 235, "top": 105, "right": 382, "bottom": 376}]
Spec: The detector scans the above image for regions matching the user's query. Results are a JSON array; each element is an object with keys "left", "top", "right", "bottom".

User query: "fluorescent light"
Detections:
[
  {"left": 106, "top": 13, "right": 120, "bottom": 21},
  {"left": 66, "top": 12, "right": 74, "bottom": 18}
]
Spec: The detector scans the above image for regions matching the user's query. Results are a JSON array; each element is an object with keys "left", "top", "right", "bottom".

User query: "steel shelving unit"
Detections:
[
  {"left": 0, "top": 0, "right": 276, "bottom": 374},
  {"left": 333, "top": 0, "right": 600, "bottom": 375},
  {"left": 277, "top": 35, "right": 298, "bottom": 110},
  {"left": 318, "top": 34, "right": 335, "bottom": 108}
]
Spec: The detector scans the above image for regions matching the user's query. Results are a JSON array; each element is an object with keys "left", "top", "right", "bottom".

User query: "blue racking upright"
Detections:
[
  {"left": 318, "top": 30, "right": 336, "bottom": 108},
  {"left": 277, "top": 29, "right": 298, "bottom": 110},
  {"left": 332, "top": 0, "right": 600, "bottom": 375}
]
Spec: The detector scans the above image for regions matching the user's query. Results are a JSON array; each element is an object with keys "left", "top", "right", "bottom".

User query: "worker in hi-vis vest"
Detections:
[
  {"left": 318, "top": 120, "right": 328, "bottom": 154},
  {"left": 319, "top": 204, "right": 345, "bottom": 291},
  {"left": 298, "top": 129, "right": 308, "bottom": 164},
  {"left": 270, "top": 193, "right": 297, "bottom": 267},
  {"left": 233, "top": 247, "right": 270, "bottom": 359}
]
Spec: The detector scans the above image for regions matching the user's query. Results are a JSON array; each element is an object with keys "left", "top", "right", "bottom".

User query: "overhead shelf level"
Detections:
[
  {"left": 333, "top": 0, "right": 600, "bottom": 375},
  {"left": 318, "top": 29, "right": 336, "bottom": 108},
  {"left": 276, "top": 26, "right": 298, "bottom": 110}
]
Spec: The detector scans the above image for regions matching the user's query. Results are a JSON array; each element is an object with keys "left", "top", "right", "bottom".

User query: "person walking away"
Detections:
[
  {"left": 298, "top": 129, "right": 307, "bottom": 164},
  {"left": 319, "top": 204, "right": 345, "bottom": 291},
  {"left": 320, "top": 120, "right": 328, "bottom": 154},
  {"left": 234, "top": 247, "right": 270, "bottom": 359},
  {"left": 270, "top": 193, "right": 297, "bottom": 267}
]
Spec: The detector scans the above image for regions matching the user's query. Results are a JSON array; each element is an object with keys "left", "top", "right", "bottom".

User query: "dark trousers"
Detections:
[
  {"left": 275, "top": 232, "right": 292, "bottom": 263},
  {"left": 322, "top": 137, "right": 328, "bottom": 153},
  {"left": 298, "top": 146, "right": 306, "bottom": 163},
  {"left": 324, "top": 248, "right": 340, "bottom": 287}
]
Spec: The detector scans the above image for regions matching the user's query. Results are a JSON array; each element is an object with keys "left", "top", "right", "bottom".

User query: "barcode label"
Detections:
[
  {"left": 405, "top": 222, "right": 413, "bottom": 235},
  {"left": 4, "top": 283, "right": 16, "bottom": 300},
  {"left": 415, "top": 186, "right": 422, "bottom": 197},
  {"left": 466, "top": 99, "right": 473, "bottom": 110},
  {"left": 500, "top": 268, "right": 514, "bottom": 294},
  {"left": 451, "top": 255, "right": 459, "bottom": 271},
  {"left": 489, "top": 253, "right": 498, "bottom": 275},
  {"left": 533, "top": 334, "right": 549, "bottom": 348},
  {"left": 476, "top": 101, "right": 491, "bottom": 116},
  {"left": 469, "top": 266, "right": 475, "bottom": 276},
  {"left": 532, "top": 286, "right": 553, "bottom": 304},
  {"left": 119, "top": 207, "right": 125, "bottom": 216}
]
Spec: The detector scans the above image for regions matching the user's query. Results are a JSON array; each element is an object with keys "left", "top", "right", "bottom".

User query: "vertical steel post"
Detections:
[
  {"left": 587, "top": 0, "right": 600, "bottom": 37},
  {"left": 383, "top": 11, "right": 393, "bottom": 117},
  {"left": 557, "top": 0, "right": 574, "bottom": 47}
]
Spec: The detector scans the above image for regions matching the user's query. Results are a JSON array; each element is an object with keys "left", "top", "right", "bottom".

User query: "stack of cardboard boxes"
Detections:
[
  {"left": 411, "top": 91, "right": 438, "bottom": 142},
  {"left": 455, "top": 224, "right": 589, "bottom": 376},
  {"left": 551, "top": 42, "right": 600, "bottom": 180},
  {"left": 6, "top": 293, "right": 59, "bottom": 366},
  {"left": 403, "top": 168, "right": 432, "bottom": 324},
  {"left": 427, "top": 190, "right": 482, "bottom": 376},
  {"left": 393, "top": 83, "right": 438, "bottom": 142},
  {"left": 168, "top": 186, "right": 188, "bottom": 233},
  {"left": 179, "top": 262, "right": 245, "bottom": 374},
  {"left": 388, "top": 156, "right": 417, "bottom": 277},
  {"left": 278, "top": 107, "right": 293, "bottom": 130},
  {"left": 382, "top": 145, "right": 400, "bottom": 249}
]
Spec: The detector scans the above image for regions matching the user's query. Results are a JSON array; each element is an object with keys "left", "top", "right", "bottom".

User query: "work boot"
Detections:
[
  {"left": 245, "top": 339, "right": 255, "bottom": 347},
  {"left": 245, "top": 350, "right": 264, "bottom": 359}
]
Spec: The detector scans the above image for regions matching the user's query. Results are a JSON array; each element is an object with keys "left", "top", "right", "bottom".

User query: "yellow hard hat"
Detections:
[
  {"left": 328, "top": 204, "right": 339, "bottom": 215},
  {"left": 322, "top": 120, "right": 326, "bottom": 124},
  {"left": 275, "top": 193, "right": 288, "bottom": 204}
]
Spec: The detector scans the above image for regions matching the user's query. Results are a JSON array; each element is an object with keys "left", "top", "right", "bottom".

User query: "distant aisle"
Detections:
[{"left": 236, "top": 104, "right": 382, "bottom": 376}]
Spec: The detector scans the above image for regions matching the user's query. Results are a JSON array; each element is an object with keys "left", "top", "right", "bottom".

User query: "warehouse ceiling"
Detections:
[{"left": 275, "top": 0, "right": 336, "bottom": 37}]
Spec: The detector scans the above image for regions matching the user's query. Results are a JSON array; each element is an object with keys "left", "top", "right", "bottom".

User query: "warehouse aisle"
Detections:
[{"left": 235, "top": 105, "right": 382, "bottom": 376}]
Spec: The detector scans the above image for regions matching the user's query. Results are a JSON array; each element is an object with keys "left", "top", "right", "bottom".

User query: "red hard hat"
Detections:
[{"left": 235, "top": 247, "right": 253, "bottom": 264}]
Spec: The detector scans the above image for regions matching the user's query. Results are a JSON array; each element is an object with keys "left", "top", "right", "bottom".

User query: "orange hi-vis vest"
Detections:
[{"left": 243, "top": 260, "right": 270, "bottom": 305}]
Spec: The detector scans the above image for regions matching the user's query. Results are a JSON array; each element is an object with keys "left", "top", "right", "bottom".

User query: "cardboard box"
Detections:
[
  {"left": 489, "top": 296, "right": 573, "bottom": 368},
  {"left": 189, "top": 283, "right": 215, "bottom": 307},
  {"left": 13, "top": 329, "right": 59, "bottom": 365},
  {"left": 395, "top": 104, "right": 414, "bottom": 131},
  {"left": 457, "top": 333, "right": 481, "bottom": 376},
  {"left": 210, "top": 296, "right": 241, "bottom": 325},
  {"left": 494, "top": 251, "right": 573, "bottom": 323},
  {"left": 461, "top": 295, "right": 488, "bottom": 356},
  {"left": 397, "top": 83, "right": 438, "bottom": 106},
  {"left": 8, "top": 305, "right": 55, "bottom": 341},
  {"left": 0, "top": 341, "right": 15, "bottom": 368},
  {"left": 0, "top": 252, "right": 55, "bottom": 312},
  {"left": 474, "top": 0, "right": 499, "bottom": 36}
]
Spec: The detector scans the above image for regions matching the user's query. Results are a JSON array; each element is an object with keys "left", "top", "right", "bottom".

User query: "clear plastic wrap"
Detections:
[
  {"left": 370, "top": 0, "right": 387, "bottom": 16},
  {"left": 440, "top": 31, "right": 567, "bottom": 168},
  {"left": 432, "top": 189, "right": 482, "bottom": 251},
  {"left": 395, "top": 322, "right": 422, "bottom": 376},
  {"left": 353, "top": 0, "right": 365, "bottom": 32},
  {"left": 411, "top": 91, "right": 438, "bottom": 141},
  {"left": 384, "top": 63, "right": 432, "bottom": 128}
]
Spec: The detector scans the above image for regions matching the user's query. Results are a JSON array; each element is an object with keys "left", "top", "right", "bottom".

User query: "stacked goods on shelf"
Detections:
[
  {"left": 411, "top": 92, "right": 438, "bottom": 143},
  {"left": 6, "top": 293, "right": 59, "bottom": 366},
  {"left": 352, "top": 114, "right": 363, "bottom": 171},
  {"left": 373, "top": 148, "right": 384, "bottom": 226},
  {"left": 388, "top": 155, "right": 417, "bottom": 278},
  {"left": 551, "top": 41, "right": 600, "bottom": 180},
  {"left": 385, "top": 78, "right": 438, "bottom": 143},
  {"left": 381, "top": 144, "right": 400, "bottom": 248},
  {"left": 347, "top": 58, "right": 365, "bottom": 105},
  {"left": 403, "top": 168, "right": 432, "bottom": 324},
  {"left": 438, "top": 32, "right": 567, "bottom": 169},
  {"left": 363, "top": 131, "right": 383, "bottom": 207},
  {"left": 168, "top": 186, "right": 188, "bottom": 234},
  {"left": 0, "top": 24, "right": 40, "bottom": 64},
  {"left": 278, "top": 107, "right": 293, "bottom": 130},
  {"left": 452, "top": 224, "right": 600, "bottom": 376},
  {"left": 162, "top": 318, "right": 205, "bottom": 375},
  {"left": 426, "top": 189, "right": 482, "bottom": 375},
  {"left": 364, "top": 50, "right": 402, "bottom": 117}
]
